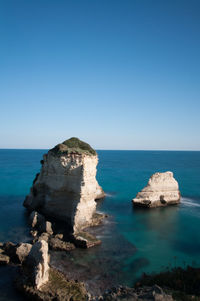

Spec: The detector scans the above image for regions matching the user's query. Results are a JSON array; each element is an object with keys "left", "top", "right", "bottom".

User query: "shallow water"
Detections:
[{"left": 0, "top": 150, "right": 200, "bottom": 297}]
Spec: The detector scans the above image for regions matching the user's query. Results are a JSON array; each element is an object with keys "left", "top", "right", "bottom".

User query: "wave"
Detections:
[
  {"left": 181, "top": 197, "right": 200, "bottom": 208},
  {"left": 105, "top": 192, "right": 115, "bottom": 197}
]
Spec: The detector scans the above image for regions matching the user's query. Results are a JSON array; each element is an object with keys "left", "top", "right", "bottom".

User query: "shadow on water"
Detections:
[
  {"left": 124, "top": 257, "right": 150, "bottom": 274},
  {"left": 0, "top": 195, "right": 30, "bottom": 243},
  {"left": 0, "top": 266, "right": 26, "bottom": 301},
  {"left": 172, "top": 239, "right": 200, "bottom": 256},
  {"left": 51, "top": 216, "right": 139, "bottom": 296}
]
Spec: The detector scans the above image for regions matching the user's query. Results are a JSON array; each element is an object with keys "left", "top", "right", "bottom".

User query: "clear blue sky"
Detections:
[{"left": 0, "top": 0, "right": 199, "bottom": 150}]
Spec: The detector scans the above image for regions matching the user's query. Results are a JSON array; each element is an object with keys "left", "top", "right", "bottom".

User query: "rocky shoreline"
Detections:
[
  {"left": 0, "top": 138, "right": 108, "bottom": 299},
  {"left": 0, "top": 244, "right": 175, "bottom": 301},
  {"left": 0, "top": 138, "right": 190, "bottom": 300},
  {"left": 2, "top": 237, "right": 200, "bottom": 301}
]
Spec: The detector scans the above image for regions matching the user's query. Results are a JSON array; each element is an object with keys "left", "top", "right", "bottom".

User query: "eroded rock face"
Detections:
[
  {"left": 25, "top": 240, "right": 49, "bottom": 290},
  {"left": 132, "top": 172, "right": 181, "bottom": 208},
  {"left": 24, "top": 137, "right": 105, "bottom": 233},
  {"left": 16, "top": 243, "right": 32, "bottom": 263},
  {"left": 29, "top": 211, "right": 53, "bottom": 236},
  {"left": 49, "top": 237, "right": 75, "bottom": 251},
  {"left": 16, "top": 268, "right": 88, "bottom": 301},
  {"left": 29, "top": 211, "right": 45, "bottom": 228}
]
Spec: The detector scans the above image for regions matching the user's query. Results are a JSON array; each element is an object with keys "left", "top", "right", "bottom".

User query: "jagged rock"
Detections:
[
  {"left": 3, "top": 242, "right": 18, "bottom": 263},
  {"left": 29, "top": 211, "right": 53, "bottom": 235},
  {"left": 132, "top": 172, "right": 181, "bottom": 208},
  {"left": 24, "top": 137, "right": 105, "bottom": 233},
  {"left": 73, "top": 231, "right": 101, "bottom": 248},
  {"left": 30, "top": 230, "right": 38, "bottom": 237},
  {"left": 3, "top": 242, "right": 32, "bottom": 264},
  {"left": 55, "top": 233, "right": 64, "bottom": 240},
  {"left": 49, "top": 237, "right": 75, "bottom": 251},
  {"left": 24, "top": 240, "right": 49, "bottom": 289},
  {"left": 0, "top": 253, "right": 10, "bottom": 265},
  {"left": 29, "top": 211, "right": 45, "bottom": 228},
  {"left": 16, "top": 243, "right": 32, "bottom": 263},
  {"left": 15, "top": 268, "right": 87, "bottom": 301},
  {"left": 135, "top": 284, "right": 173, "bottom": 300},
  {"left": 37, "top": 232, "right": 50, "bottom": 243},
  {"left": 44, "top": 221, "right": 53, "bottom": 235},
  {"left": 91, "top": 212, "right": 108, "bottom": 227},
  {"left": 100, "top": 285, "right": 173, "bottom": 300}
]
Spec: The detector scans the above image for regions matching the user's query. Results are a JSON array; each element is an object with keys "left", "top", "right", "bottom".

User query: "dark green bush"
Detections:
[{"left": 50, "top": 137, "right": 96, "bottom": 156}]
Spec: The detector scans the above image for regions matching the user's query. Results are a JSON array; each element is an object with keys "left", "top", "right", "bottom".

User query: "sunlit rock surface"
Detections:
[
  {"left": 25, "top": 240, "right": 49, "bottom": 290},
  {"left": 132, "top": 171, "right": 181, "bottom": 208},
  {"left": 24, "top": 137, "right": 105, "bottom": 233}
]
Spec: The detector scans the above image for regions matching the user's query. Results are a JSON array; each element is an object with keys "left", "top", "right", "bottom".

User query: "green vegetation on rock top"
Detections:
[{"left": 50, "top": 137, "right": 96, "bottom": 156}]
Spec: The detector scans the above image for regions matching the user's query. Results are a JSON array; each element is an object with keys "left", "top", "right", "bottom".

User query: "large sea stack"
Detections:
[
  {"left": 24, "top": 137, "right": 105, "bottom": 233},
  {"left": 132, "top": 171, "right": 181, "bottom": 208}
]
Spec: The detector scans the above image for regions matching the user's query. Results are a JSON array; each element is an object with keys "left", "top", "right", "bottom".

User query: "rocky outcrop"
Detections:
[
  {"left": 1, "top": 242, "right": 32, "bottom": 264},
  {"left": 3, "top": 242, "right": 18, "bottom": 263},
  {"left": 36, "top": 232, "right": 50, "bottom": 243},
  {"left": 29, "top": 211, "right": 45, "bottom": 228},
  {"left": 16, "top": 243, "right": 32, "bottom": 263},
  {"left": 24, "top": 137, "right": 105, "bottom": 233},
  {"left": 29, "top": 211, "right": 53, "bottom": 235},
  {"left": 73, "top": 231, "right": 101, "bottom": 248},
  {"left": 16, "top": 268, "right": 88, "bottom": 301},
  {"left": 24, "top": 240, "right": 49, "bottom": 289},
  {"left": 133, "top": 172, "right": 181, "bottom": 208},
  {"left": 49, "top": 236, "right": 75, "bottom": 251},
  {"left": 100, "top": 285, "right": 174, "bottom": 300}
]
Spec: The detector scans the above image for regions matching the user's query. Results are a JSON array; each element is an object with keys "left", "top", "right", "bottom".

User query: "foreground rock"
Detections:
[
  {"left": 16, "top": 268, "right": 88, "bottom": 301},
  {"left": 24, "top": 137, "right": 105, "bottom": 234},
  {"left": 100, "top": 285, "right": 173, "bottom": 300},
  {"left": 49, "top": 236, "right": 75, "bottom": 251},
  {"left": 16, "top": 243, "right": 32, "bottom": 263},
  {"left": 132, "top": 172, "right": 181, "bottom": 208},
  {"left": 24, "top": 240, "right": 49, "bottom": 289},
  {"left": 2, "top": 242, "right": 32, "bottom": 264},
  {"left": 3, "top": 242, "right": 18, "bottom": 263},
  {"left": 73, "top": 231, "right": 101, "bottom": 248},
  {"left": 138, "top": 265, "right": 200, "bottom": 299}
]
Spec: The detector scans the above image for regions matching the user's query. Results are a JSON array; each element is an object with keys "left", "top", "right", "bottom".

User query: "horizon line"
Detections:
[{"left": 0, "top": 148, "right": 200, "bottom": 152}]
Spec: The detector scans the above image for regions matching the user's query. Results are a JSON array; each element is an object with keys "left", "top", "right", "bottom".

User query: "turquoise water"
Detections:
[{"left": 0, "top": 150, "right": 200, "bottom": 297}]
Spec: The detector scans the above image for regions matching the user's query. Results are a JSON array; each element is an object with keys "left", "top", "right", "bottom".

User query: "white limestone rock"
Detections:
[
  {"left": 16, "top": 243, "right": 32, "bottom": 263},
  {"left": 25, "top": 240, "right": 49, "bottom": 290},
  {"left": 24, "top": 137, "right": 105, "bottom": 233},
  {"left": 43, "top": 221, "right": 53, "bottom": 235},
  {"left": 132, "top": 171, "right": 181, "bottom": 208}
]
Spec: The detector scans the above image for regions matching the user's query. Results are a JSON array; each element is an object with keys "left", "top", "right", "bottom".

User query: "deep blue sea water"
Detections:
[{"left": 0, "top": 149, "right": 200, "bottom": 298}]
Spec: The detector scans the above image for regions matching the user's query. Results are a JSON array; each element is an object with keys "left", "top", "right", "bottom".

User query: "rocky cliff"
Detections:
[
  {"left": 132, "top": 171, "right": 181, "bottom": 208},
  {"left": 24, "top": 137, "right": 105, "bottom": 233},
  {"left": 25, "top": 240, "right": 49, "bottom": 290}
]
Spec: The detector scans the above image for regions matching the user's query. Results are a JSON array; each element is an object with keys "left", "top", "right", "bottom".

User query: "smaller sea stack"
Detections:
[{"left": 132, "top": 171, "right": 181, "bottom": 208}]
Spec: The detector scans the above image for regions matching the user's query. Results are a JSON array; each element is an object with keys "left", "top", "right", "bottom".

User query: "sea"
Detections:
[{"left": 0, "top": 149, "right": 200, "bottom": 299}]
